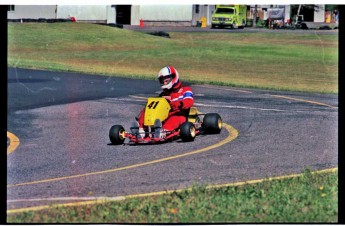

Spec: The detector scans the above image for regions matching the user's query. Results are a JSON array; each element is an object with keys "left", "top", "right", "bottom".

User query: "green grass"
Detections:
[
  {"left": 8, "top": 23, "right": 338, "bottom": 93},
  {"left": 7, "top": 169, "right": 337, "bottom": 223}
]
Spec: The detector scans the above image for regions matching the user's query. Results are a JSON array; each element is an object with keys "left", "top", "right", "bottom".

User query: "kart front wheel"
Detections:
[
  {"left": 203, "top": 113, "right": 222, "bottom": 134},
  {"left": 109, "top": 125, "right": 126, "bottom": 145},
  {"left": 180, "top": 122, "right": 196, "bottom": 142}
]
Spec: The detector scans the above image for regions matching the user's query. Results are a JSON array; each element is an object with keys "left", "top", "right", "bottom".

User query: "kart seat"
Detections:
[{"left": 187, "top": 107, "right": 199, "bottom": 123}]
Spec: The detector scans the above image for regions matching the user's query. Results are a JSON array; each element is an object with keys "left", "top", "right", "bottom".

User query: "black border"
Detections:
[{"left": 1, "top": 5, "right": 8, "bottom": 225}]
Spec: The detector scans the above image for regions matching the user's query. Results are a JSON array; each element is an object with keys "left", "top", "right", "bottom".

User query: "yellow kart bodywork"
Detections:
[{"left": 144, "top": 97, "right": 171, "bottom": 126}]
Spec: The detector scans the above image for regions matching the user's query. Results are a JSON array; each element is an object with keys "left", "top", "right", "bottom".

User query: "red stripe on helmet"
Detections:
[{"left": 168, "top": 66, "right": 175, "bottom": 75}]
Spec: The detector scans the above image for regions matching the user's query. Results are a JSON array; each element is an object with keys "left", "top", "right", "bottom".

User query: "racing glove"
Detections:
[
  {"left": 170, "top": 101, "right": 183, "bottom": 110},
  {"left": 162, "top": 96, "right": 171, "bottom": 102}
]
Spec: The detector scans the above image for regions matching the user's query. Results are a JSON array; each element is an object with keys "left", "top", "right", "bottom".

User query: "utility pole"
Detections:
[
  {"left": 295, "top": 4, "right": 302, "bottom": 24},
  {"left": 253, "top": 5, "right": 257, "bottom": 27}
]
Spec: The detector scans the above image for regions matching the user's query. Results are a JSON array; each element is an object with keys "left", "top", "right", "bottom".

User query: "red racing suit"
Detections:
[{"left": 137, "top": 81, "right": 194, "bottom": 131}]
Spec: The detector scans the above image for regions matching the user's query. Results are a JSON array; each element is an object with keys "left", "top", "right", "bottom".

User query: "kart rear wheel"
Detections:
[
  {"left": 180, "top": 122, "right": 196, "bottom": 142},
  {"left": 109, "top": 125, "right": 126, "bottom": 145},
  {"left": 203, "top": 113, "right": 222, "bottom": 134}
]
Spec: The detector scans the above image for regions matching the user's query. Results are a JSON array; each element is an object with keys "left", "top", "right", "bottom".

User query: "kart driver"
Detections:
[{"left": 135, "top": 66, "right": 194, "bottom": 138}]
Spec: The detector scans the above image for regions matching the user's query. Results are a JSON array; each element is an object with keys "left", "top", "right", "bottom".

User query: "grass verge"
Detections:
[
  {"left": 8, "top": 23, "right": 338, "bottom": 93},
  {"left": 7, "top": 169, "right": 337, "bottom": 223}
]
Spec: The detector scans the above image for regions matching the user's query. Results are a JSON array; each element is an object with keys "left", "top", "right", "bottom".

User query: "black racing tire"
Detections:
[
  {"left": 203, "top": 113, "right": 222, "bottom": 134},
  {"left": 180, "top": 122, "right": 196, "bottom": 142},
  {"left": 109, "top": 125, "right": 125, "bottom": 145}
]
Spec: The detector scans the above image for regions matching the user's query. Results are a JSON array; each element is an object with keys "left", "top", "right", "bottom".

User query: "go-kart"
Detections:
[{"left": 109, "top": 97, "right": 222, "bottom": 145}]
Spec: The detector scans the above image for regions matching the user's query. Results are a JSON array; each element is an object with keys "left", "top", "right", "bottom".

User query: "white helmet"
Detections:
[{"left": 157, "top": 66, "right": 179, "bottom": 90}]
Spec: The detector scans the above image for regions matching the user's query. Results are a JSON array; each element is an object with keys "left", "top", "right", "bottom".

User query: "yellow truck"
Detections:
[{"left": 211, "top": 5, "right": 247, "bottom": 29}]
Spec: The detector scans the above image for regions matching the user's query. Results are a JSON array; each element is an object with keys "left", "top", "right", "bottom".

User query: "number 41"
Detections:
[{"left": 147, "top": 101, "right": 159, "bottom": 109}]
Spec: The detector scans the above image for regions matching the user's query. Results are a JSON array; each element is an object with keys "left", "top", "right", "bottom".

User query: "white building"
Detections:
[
  {"left": 7, "top": 5, "right": 57, "bottom": 20},
  {"left": 7, "top": 5, "right": 329, "bottom": 26},
  {"left": 7, "top": 5, "right": 115, "bottom": 23},
  {"left": 132, "top": 5, "right": 217, "bottom": 26}
]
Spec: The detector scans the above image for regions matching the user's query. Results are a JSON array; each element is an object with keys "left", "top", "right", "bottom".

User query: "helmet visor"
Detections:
[{"left": 158, "top": 74, "right": 173, "bottom": 86}]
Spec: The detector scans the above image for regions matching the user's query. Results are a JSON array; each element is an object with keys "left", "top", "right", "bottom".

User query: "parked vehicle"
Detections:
[{"left": 211, "top": 5, "right": 247, "bottom": 29}]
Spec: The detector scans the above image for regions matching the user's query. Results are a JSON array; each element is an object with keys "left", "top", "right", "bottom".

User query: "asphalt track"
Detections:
[{"left": 7, "top": 68, "right": 338, "bottom": 213}]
